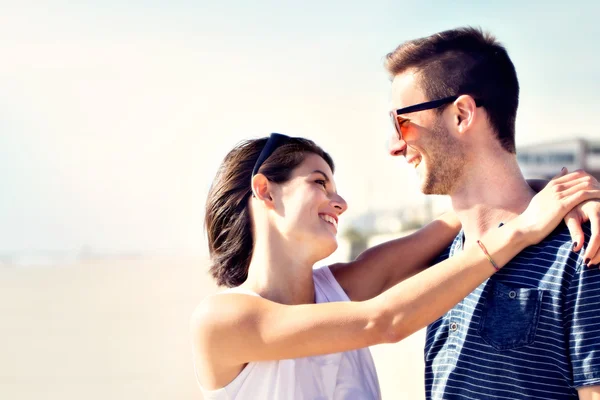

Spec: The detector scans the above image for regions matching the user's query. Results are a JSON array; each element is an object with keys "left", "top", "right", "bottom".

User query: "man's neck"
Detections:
[{"left": 450, "top": 154, "right": 535, "bottom": 247}]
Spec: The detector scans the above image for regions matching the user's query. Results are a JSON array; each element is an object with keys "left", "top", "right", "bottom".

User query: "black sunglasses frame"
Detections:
[
  {"left": 390, "top": 96, "right": 484, "bottom": 140},
  {"left": 392, "top": 96, "right": 459, "bottom": 116}
]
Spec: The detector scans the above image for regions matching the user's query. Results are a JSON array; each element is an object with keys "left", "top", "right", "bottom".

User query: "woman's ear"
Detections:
[{"left": 251, "top": 174, "right": 275, "bottom": 208}]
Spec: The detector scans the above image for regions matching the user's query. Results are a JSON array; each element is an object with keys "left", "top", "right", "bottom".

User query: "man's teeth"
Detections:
[{"left": 320, "top": 214, "right": 338, "bottom": 228}]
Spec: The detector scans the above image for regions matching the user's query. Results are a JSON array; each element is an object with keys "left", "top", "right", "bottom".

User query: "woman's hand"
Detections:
[
  {"left": 527, "top": 171, "right": 600, "bottom": 265},
  {"left": 518, "top": 169, "right": 600, "bottom": 247},
  {"left": 565, "top": 200, "right": 600, "bottom": 266}
]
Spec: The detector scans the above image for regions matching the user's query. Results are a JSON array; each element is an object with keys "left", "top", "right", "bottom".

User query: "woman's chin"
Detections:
[{"left": 314, "top": 238, "right": 338, "bottom": 261}]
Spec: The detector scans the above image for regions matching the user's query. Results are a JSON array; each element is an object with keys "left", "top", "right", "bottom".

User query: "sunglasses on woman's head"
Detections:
[{"left": 252, "top": 133, "right": 291, "bottom": 177}]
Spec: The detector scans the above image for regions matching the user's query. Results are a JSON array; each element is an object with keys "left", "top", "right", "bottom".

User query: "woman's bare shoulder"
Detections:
[
  {"left": 191, "top": 292, "right": 264, "bottom": 340},
  {"left": 190, "top": 293, "right": 262, "bottom": 389}
]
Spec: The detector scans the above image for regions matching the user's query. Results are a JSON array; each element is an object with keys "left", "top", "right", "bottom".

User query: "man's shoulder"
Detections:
[
  {"left": 512, "top": 221, "right": 589, "bottom": 272},
  {"left": 433, "top": 230, "right": 462, "bottom": 263},
  {"left": 534, "top": 221, "right": 591, "bottom": 250}
]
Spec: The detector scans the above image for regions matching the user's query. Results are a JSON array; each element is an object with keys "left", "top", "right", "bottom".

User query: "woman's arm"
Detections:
[
  {"left": 330, "top": 212, "right": 460, "bottom": 301},
  {"left": 194, "top": 221, "right": 526, "bottom": 366},
  {"left": 192, "top": 171, "right": 599, "bottom": 384},
  {"left": 330, "top": 178, "right": 552, "bottom": 302},
  {"left": 332, "top": 173, "right": 600, "bottom": 302}
]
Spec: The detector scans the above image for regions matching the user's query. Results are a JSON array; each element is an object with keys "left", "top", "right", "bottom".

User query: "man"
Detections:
[{"left": 385, "top": 27, "right": 600, "bottom": 399}]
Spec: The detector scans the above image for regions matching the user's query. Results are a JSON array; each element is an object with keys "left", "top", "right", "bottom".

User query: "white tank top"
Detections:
[{"left": 198, "top": 266, "right": 381, "bottom": 400}]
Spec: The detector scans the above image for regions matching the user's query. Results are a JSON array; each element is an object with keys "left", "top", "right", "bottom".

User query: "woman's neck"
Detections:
[{"left": 243, "top": 233, "right": 317, "bottom": 305}]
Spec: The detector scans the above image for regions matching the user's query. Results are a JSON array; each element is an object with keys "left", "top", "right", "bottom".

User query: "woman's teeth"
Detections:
[{"left": 319, "top": 214, "right": 338, "bottom": 228}]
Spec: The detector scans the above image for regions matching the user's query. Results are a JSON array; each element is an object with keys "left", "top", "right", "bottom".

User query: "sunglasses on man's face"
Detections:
[{"left": 389, "top": 96, "right": 483, "bottom": 141}]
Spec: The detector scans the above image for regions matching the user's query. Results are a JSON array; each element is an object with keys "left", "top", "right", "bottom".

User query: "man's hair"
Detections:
[{"left": 385, "top": 27, "right": 519, "bottom": 153}]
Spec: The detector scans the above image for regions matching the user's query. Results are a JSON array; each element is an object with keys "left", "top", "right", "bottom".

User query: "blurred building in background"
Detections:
[{"left": 517, "top": 138, "right": 600, "bottom": 180}]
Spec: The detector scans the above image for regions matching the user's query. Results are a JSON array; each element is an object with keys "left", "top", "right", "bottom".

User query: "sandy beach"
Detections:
[{"left": 0, "top": 257, "right": 424, "bottom": 399}]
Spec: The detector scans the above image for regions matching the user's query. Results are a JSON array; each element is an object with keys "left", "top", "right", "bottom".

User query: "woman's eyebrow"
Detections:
[{"left": 312, "top": 170, "right": 330, "bottom": 182}]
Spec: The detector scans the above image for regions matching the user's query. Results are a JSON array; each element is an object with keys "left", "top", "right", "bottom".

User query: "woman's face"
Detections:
[{"left": 272, "top": 153, "right": 348, "bottom": 259}]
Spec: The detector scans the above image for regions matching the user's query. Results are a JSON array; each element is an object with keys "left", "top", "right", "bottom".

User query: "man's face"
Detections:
[{"left": 389, "top": 70, "right": 467, "bottom": 195}]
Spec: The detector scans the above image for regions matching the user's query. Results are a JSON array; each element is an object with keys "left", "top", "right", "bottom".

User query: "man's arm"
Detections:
[{"left": 578, "top": 386, "right": 600, "bottom": 399}]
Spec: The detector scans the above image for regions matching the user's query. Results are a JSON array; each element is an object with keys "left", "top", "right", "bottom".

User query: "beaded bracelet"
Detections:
[{"left": 477, "top": 240, "right": 500, "bottom": 272}]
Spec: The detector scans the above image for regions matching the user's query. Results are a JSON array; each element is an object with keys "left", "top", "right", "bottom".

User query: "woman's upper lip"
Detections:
[{"left": 320, "top": 212, "right": 338, "bottom": 224}]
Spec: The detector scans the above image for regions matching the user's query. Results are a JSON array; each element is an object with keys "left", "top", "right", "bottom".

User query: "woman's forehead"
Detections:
[{"left": 296, "top": 153, "right": 333, "bottom": 175}]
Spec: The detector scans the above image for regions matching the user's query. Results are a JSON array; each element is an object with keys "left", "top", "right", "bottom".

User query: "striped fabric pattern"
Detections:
[{"left": 425, "top": 223, "right": 600, "bottom": 399}]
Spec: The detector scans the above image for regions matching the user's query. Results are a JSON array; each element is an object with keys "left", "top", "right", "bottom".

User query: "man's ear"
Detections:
[
  {"left": 251, "top": 173, "right": 275, "bottom": 208},
  {"left": 454, "top": 95, "right": 477, "bottom": 134}
]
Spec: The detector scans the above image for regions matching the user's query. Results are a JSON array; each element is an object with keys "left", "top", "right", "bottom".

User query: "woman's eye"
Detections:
[{"left": 315, "top": 179, "right": 327, "bottom": 188}]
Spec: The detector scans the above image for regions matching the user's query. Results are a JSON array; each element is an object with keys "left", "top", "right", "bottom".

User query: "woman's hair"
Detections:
[{"left": 205, "top": 136, "right": 334, "bottom": 287}]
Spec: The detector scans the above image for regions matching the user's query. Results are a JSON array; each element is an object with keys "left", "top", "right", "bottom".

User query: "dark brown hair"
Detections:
[
  {"left": 205, "top": 136, "right": 334, "bottom": 287},
  {"left": 385, "top": 26, "right": 519, "bottom": 153}
]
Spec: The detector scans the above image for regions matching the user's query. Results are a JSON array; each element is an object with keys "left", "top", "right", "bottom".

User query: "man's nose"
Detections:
[{"left": 388, "top": 134, "right": 407, "bottom": 157}]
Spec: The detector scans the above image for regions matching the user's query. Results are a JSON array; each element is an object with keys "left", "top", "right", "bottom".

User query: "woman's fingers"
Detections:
[
  {"left": 562, "top": 189, "right": 600, "bottom": 211},
  {"left": 552, "top": 167, "right": 569, "bottom": 180},
  {"left": 559, "top": 182, "right": 600, "bottom": 201},
  {"left": 584, "top": 221, "right": 600, "bottom": 267},
  {"left": 551, "top": 169, "right": 598, "bottom": 188},
  {"left": 564, "top": 211, "right": 586, "bottom": 252},
  {"left": 548, "top": 174, "right": 597, "bottom": 194},
  {"left": 524, "top": 168, "right": 600, "bottom": 252},
  {"left": 551, "top": 171, "right": 600, "bottom": 266}
]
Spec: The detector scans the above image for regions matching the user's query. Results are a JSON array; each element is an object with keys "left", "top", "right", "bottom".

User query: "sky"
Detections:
[{"left": 1, "top": 0, "right": 599, "bottom": 257}]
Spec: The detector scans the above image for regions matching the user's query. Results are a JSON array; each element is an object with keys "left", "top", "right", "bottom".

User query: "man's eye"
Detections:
[
  {"left": 315, "top": 179, "right": 327, "bottom": 188},
  {"left": 399, "top": 119, "right": 411, "bottom": 135}
]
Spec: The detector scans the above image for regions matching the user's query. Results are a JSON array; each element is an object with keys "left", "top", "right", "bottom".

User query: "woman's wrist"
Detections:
[
  {"left": 474, "top": 221, "right": 530, "bottom": 272},
  {"left": 503, "top": 217, "right": 535, "bottom": 250}
]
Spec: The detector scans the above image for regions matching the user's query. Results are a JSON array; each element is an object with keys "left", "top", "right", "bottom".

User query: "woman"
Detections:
[{"left": 191, "top": 133, "right": 600, "bottom": 399}]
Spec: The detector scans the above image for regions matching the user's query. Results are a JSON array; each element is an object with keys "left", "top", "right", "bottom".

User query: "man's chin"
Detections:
[
  {"left": 420, "top": 178, "right": 449, "bottom": 195},
  {"left": 421, "top": 185, "right": 438, "bottom": 195},
  {"left": 417, "top": 170, "right": 434, "bottom": 194}
]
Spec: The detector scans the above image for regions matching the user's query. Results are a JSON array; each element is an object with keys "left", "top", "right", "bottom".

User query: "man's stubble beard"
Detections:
[{"left": 420, "top": 117, "right": 467, "bottom": 195}]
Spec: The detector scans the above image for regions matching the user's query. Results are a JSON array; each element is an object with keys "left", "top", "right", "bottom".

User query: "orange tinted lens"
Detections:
[
  {"left": 396, "top": 116, "right": 410, "bottom": 140},
  {"left": 390, "top": 112, "right": 402, "bottom": 139}
]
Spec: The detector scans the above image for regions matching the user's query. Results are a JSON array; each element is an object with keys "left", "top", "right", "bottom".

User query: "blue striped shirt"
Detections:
[{"left": 425, "top": 223, "right": 600, "bottom": 399}]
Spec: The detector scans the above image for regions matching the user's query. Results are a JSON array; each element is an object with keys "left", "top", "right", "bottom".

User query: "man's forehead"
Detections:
[{"left": 390, "top": 70, "right": 427, "bottom": 109}]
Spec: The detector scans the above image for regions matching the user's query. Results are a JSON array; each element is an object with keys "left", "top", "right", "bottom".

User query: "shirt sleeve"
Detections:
[{"left": 565, "top": 229, "right": 600, "bottom": 388}]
